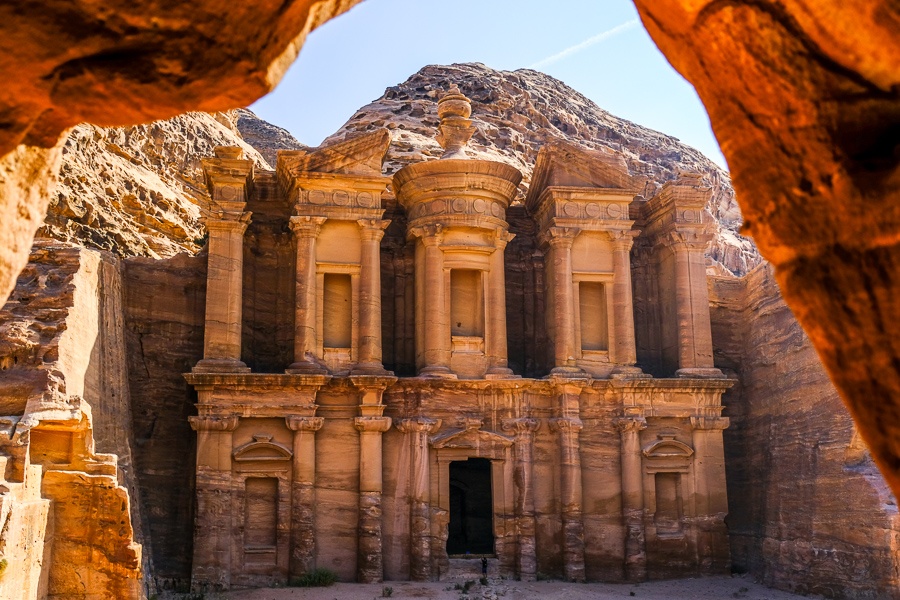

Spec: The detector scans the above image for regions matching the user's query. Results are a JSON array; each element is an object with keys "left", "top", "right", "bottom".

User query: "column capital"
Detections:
[
  {"left": 608, "top": 229, "right": 639, "bottom": 251},
  {"left": 289, "top": 215, "right": 327, "bottom": 237},
  {"left": 690, "top": 416, "right": 730, "bottom": 430},
  {"left": 206, "top": 209, "right": 251, "bottom": 232},
  {"left": 358, "top": 219, "right": 391, "bottom": 242},
  {"left": 549, "top": 417, "right": 584, "bottom": 433},
  {"left": 501, "top": 417, "right": 540, "bottom": 436},
  {"left": 189, "top": 415, "right": 239, "bottom": 432},
  {"left": 408, "top": 223, "right": 444, "bottom": 244},
  {"left": 614, "top": 415, "right": 648, "bottom": 433},
  {"left": 286, "top": 416, "right": 325, "bottom": 432},
  {"left": 354, "top": 416, "right": 393, "bottom": 433},
  {"left": 394, "top": 417, "right": 442, "bottom": 434},
  {"left": 539, "top": 226, "right": 580, "bottom": 248},
  {"left": 492, "top": 228, "right": 516, "bottom": 249},
  {"left": 664, "top": 229, "right": 713, "bottom": 252}
]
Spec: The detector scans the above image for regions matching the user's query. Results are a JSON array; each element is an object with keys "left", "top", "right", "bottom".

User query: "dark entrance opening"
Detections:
[{"left": 447, "top": 457, "right": 494, "bottom": 555}]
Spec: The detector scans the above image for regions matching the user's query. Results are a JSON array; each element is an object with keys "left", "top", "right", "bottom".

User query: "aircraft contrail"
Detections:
[{"left": 529, "top": 19, "right": 640, "bottom": 69}]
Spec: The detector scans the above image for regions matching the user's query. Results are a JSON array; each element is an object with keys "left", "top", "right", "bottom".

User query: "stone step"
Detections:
[{"left": 445, "top": 557, "right": 499, "bottom": 581}]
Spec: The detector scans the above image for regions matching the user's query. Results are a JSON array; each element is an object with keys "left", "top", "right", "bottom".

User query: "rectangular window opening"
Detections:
[
  {"left": 451, "top": 269, "right": 484, "bottom": 337},
  {"left": 579, "top": 281, "right": 609, "bottom": 351},
  {"left": 323, "top": 273, "right": 352, "bottom": 348}
]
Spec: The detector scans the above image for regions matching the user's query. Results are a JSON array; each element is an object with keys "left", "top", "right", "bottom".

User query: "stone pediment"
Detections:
[
  {"left": 642, "top": 434, "right": 694, "bottom": 459},
  {"left": 277, "top": 129, "right": 391, "bottom": 178},
  {"left": 525, "top": 140, "right": 641, "bottom": 214},
  {"left": 233, "top": 435, "right": 292, "bottom": 462},
  {"left": 430, "top": 426, "right": 514, "bottom": 450}
]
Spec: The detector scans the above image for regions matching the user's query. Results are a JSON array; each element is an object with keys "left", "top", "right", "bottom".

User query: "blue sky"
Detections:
[{"left": 251, "top": 0, "right": 728, "bottom": 169}]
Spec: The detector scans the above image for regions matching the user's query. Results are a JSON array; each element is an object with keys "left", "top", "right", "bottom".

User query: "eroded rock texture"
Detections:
[
  {"left": 326, "top": 63, "right": 759, "bottom": 277},
  {"left": 711, "top": 265, "right": 900, "bottom": 598},
  {"left": 631, "top": 0, "right": 900, "bottom": 498},
  {"left": 0, "top": 240, "right": 143, "bottom": 599},
  {"left": 45, "top": 112, "right": 270, "bottom": 259}
]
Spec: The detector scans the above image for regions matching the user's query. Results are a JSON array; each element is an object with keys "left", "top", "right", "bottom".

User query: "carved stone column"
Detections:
[
  {"left": 396, "top": 417, "right": 441, "bottom": 580},
  {"left": 610, "top": 231, "right": 642, "bottom": 375},
  {"left": 354, "top": 416, "right": 392, "bottom": 582},
  {"left": 668, "top": 231, "right": 722, "bottom": 378},
  {"left": 501, "top": 417, "right": 540, "bottom": 581},
  {"left": 486, "top": 229, "right": 516, "bottom": 378},
  {"left": 543, "top": 227, "right": 582, "bottom": 375},
  {"left": 411, "top": 225, "right": 453, "bottom": 377},
  {"left": 194, "top": 211, "right": 251, "bottom": 373},
  {"left": 690, "top": 415, "right": 730, "bottom": 572},
  {"left": 189, "top": 415, "right": 239, "bottom": 590},
  {"left": 354, "top": 219, "right": 391, "bottom": 375},
  {"left": 615, "top": 412, "right": 647, "bottom": 582},
  {"left": 550, "top": 416, "right": 586, "bottom": 582},
  {"left": 286, "top": 415, "right": 324, "bottom": 577},
  {"left": 288, "top": 216, "right": 327, "bottom": 374}
]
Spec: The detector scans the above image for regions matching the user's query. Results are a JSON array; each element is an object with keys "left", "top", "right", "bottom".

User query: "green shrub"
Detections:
[
  {"left": 382, "top": 585, "right": 394, "bottom": 597},
  {"left": 289, "top": 567, "right": 338, "bottom": 587}
]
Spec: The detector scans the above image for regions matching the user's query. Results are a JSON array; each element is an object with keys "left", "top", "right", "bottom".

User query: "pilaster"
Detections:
[
  {"left": 501, "top": 417, "right": 540, "bottom": 581},
  {"left": 287, "top": 216, "right": 328, "bottom": 374},
  {"left": 690, "top": 415, "right": 730, "bottom": 572},
  {"left": 541, "top": 227, "right": 582, "bottom": 375},
  {"left": 409, "top": 225, "right": 454, "bottom": 378},
  {"left": 486, "top": 229, "right": 518, "bottom": 378},
  {"left": 285, "top": 415, "right": 325, "bottom": 577},
  {"left": 353, "top": 219, "right": 391, "bottom": 375},
  {"left": 614, "top": 412, "right": 648, "bottom": 582}
]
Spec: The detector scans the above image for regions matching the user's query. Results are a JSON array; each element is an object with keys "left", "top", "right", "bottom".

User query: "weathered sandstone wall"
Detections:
[
  {"left": 0, "top": 240, "right": 143, "bottom": 599},
  {"left": 123, "top": 251, "right": 207, "bottom": 590},
  {"left": 710, "top": 264, "right": 900, "bottom": 598}
]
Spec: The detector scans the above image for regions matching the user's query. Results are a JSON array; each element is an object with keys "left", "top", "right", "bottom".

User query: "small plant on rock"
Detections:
[
  {"left": 382, "top": 585, "right": 394, "bottom": 597},
  {"left": 288, "top": 567, "right": 338, "bottom": 587}
]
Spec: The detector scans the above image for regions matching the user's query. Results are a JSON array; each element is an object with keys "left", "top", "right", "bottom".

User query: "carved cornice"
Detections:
[
  {"left": 285, "top": 416, "right": 325, "bottom": 432},
  {"left": 354, "top": 416, "right": 392, "bottom": 433},
  {"left": 189, "top": 415, "right": 239, "bottom": 432}
]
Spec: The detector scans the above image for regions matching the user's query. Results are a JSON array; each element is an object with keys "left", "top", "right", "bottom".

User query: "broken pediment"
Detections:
[
  {"left": 277, "top": 129, "right": 391, "bottom": 178},
  {"left": 525, "top": 140, "right": 642, "bottom": 213},
  {"left": 233, "top": 435, "right": 292, "bottom": 462},
  {"left": 642, "top": 434, "right": 694, "bottom": 459}
]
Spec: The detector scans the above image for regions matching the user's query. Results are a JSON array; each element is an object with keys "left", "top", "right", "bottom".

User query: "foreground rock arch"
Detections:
[{"left": 0, "top": 0, "right": 898, "bottom": 563}]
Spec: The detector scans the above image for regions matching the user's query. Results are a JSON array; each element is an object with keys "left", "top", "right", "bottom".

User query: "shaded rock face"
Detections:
[
  {"left": 44, "top": 112, "right": 271, "bottom": 258},
  {"left": 324, "top": 63, "right": 760, "bottom": 277},
  {"left": 234, "top": 108, "right": 306, "bottom": 167},
  {"left": 630, "top": 0, "right": 900, "bottom": 502},
  {"left": 710, "top": 265, "right": 900, "bottom": 598}
]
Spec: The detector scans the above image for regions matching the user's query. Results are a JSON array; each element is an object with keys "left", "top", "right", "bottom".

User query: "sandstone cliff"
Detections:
[
  {"left": 321, "top": 63, "right": 760, "bottom": 277},
  {"left": 43, "top": 111, "right": 282, "bottom": 258},
  {"left": 710, "top": 265, "right": 900, "bottom": 598}
]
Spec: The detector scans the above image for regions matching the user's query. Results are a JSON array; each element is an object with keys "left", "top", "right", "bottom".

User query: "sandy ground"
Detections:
[{"left": 217, "top": 575, "right": 816, "bottom": 600}]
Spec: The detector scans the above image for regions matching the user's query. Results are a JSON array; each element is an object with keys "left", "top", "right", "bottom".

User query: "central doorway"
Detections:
[{"left": 447, "top": 457, "right": 494, "bottom": 555}]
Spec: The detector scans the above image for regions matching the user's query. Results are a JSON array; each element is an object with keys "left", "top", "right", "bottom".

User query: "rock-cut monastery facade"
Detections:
[{"left": 186, "top": 85, "right": 733, "bottom": 590}]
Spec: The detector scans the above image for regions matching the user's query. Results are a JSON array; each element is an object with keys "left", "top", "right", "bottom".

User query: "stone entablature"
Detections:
[{"left": 185, "top": 84, "right": 733, "bottom": 592}]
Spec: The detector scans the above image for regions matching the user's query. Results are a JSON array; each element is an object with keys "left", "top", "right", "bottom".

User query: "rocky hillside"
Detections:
[
  {"left": 44, "top": 63, "right": 758, "bottom": 275},
  {"left": 325, "top": 63, "right": 759, "bottom": 276},
  {"left": 42, "top": 110, "right": 301, "bottom": 258}
]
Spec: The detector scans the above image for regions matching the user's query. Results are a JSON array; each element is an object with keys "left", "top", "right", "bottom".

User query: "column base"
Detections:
[
  {"left": 675, "top": 367, "right": 725, "bottom": 379},
  {"left": 350, "top": 363, "right": 393, "bottom": 376},
  {"left": 192, "top": 358, "right": 250, "bottom": 373},
  {"left": 610, "top": 365, "right": 651, "bottom": 380},
  {"left": 286, "top": 360, "right": 328, "bottom": 375},
  {"left": 417, "top": 365, "right": 458, "bottom": 379},
  {"left": 485, "top": 366, "right": 521, "bottom": 380},
  {"left": 549, "top": 366, "right": 586, "bottom": 378}
]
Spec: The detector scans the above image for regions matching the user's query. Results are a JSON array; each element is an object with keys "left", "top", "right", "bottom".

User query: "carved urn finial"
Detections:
[{"left": 436, "top": 84, "right": 475, "bottom": 159}]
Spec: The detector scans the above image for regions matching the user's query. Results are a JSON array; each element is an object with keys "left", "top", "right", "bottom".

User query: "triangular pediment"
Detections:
[
  {"left": 431, "top": 427, "right": 514, "bottom": 450},
  {"left": 277, "top": 129, "right": 391, "bottom": 178},
  {"left": 526, "top": 140, "right": 640, "bottom": 212}
]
